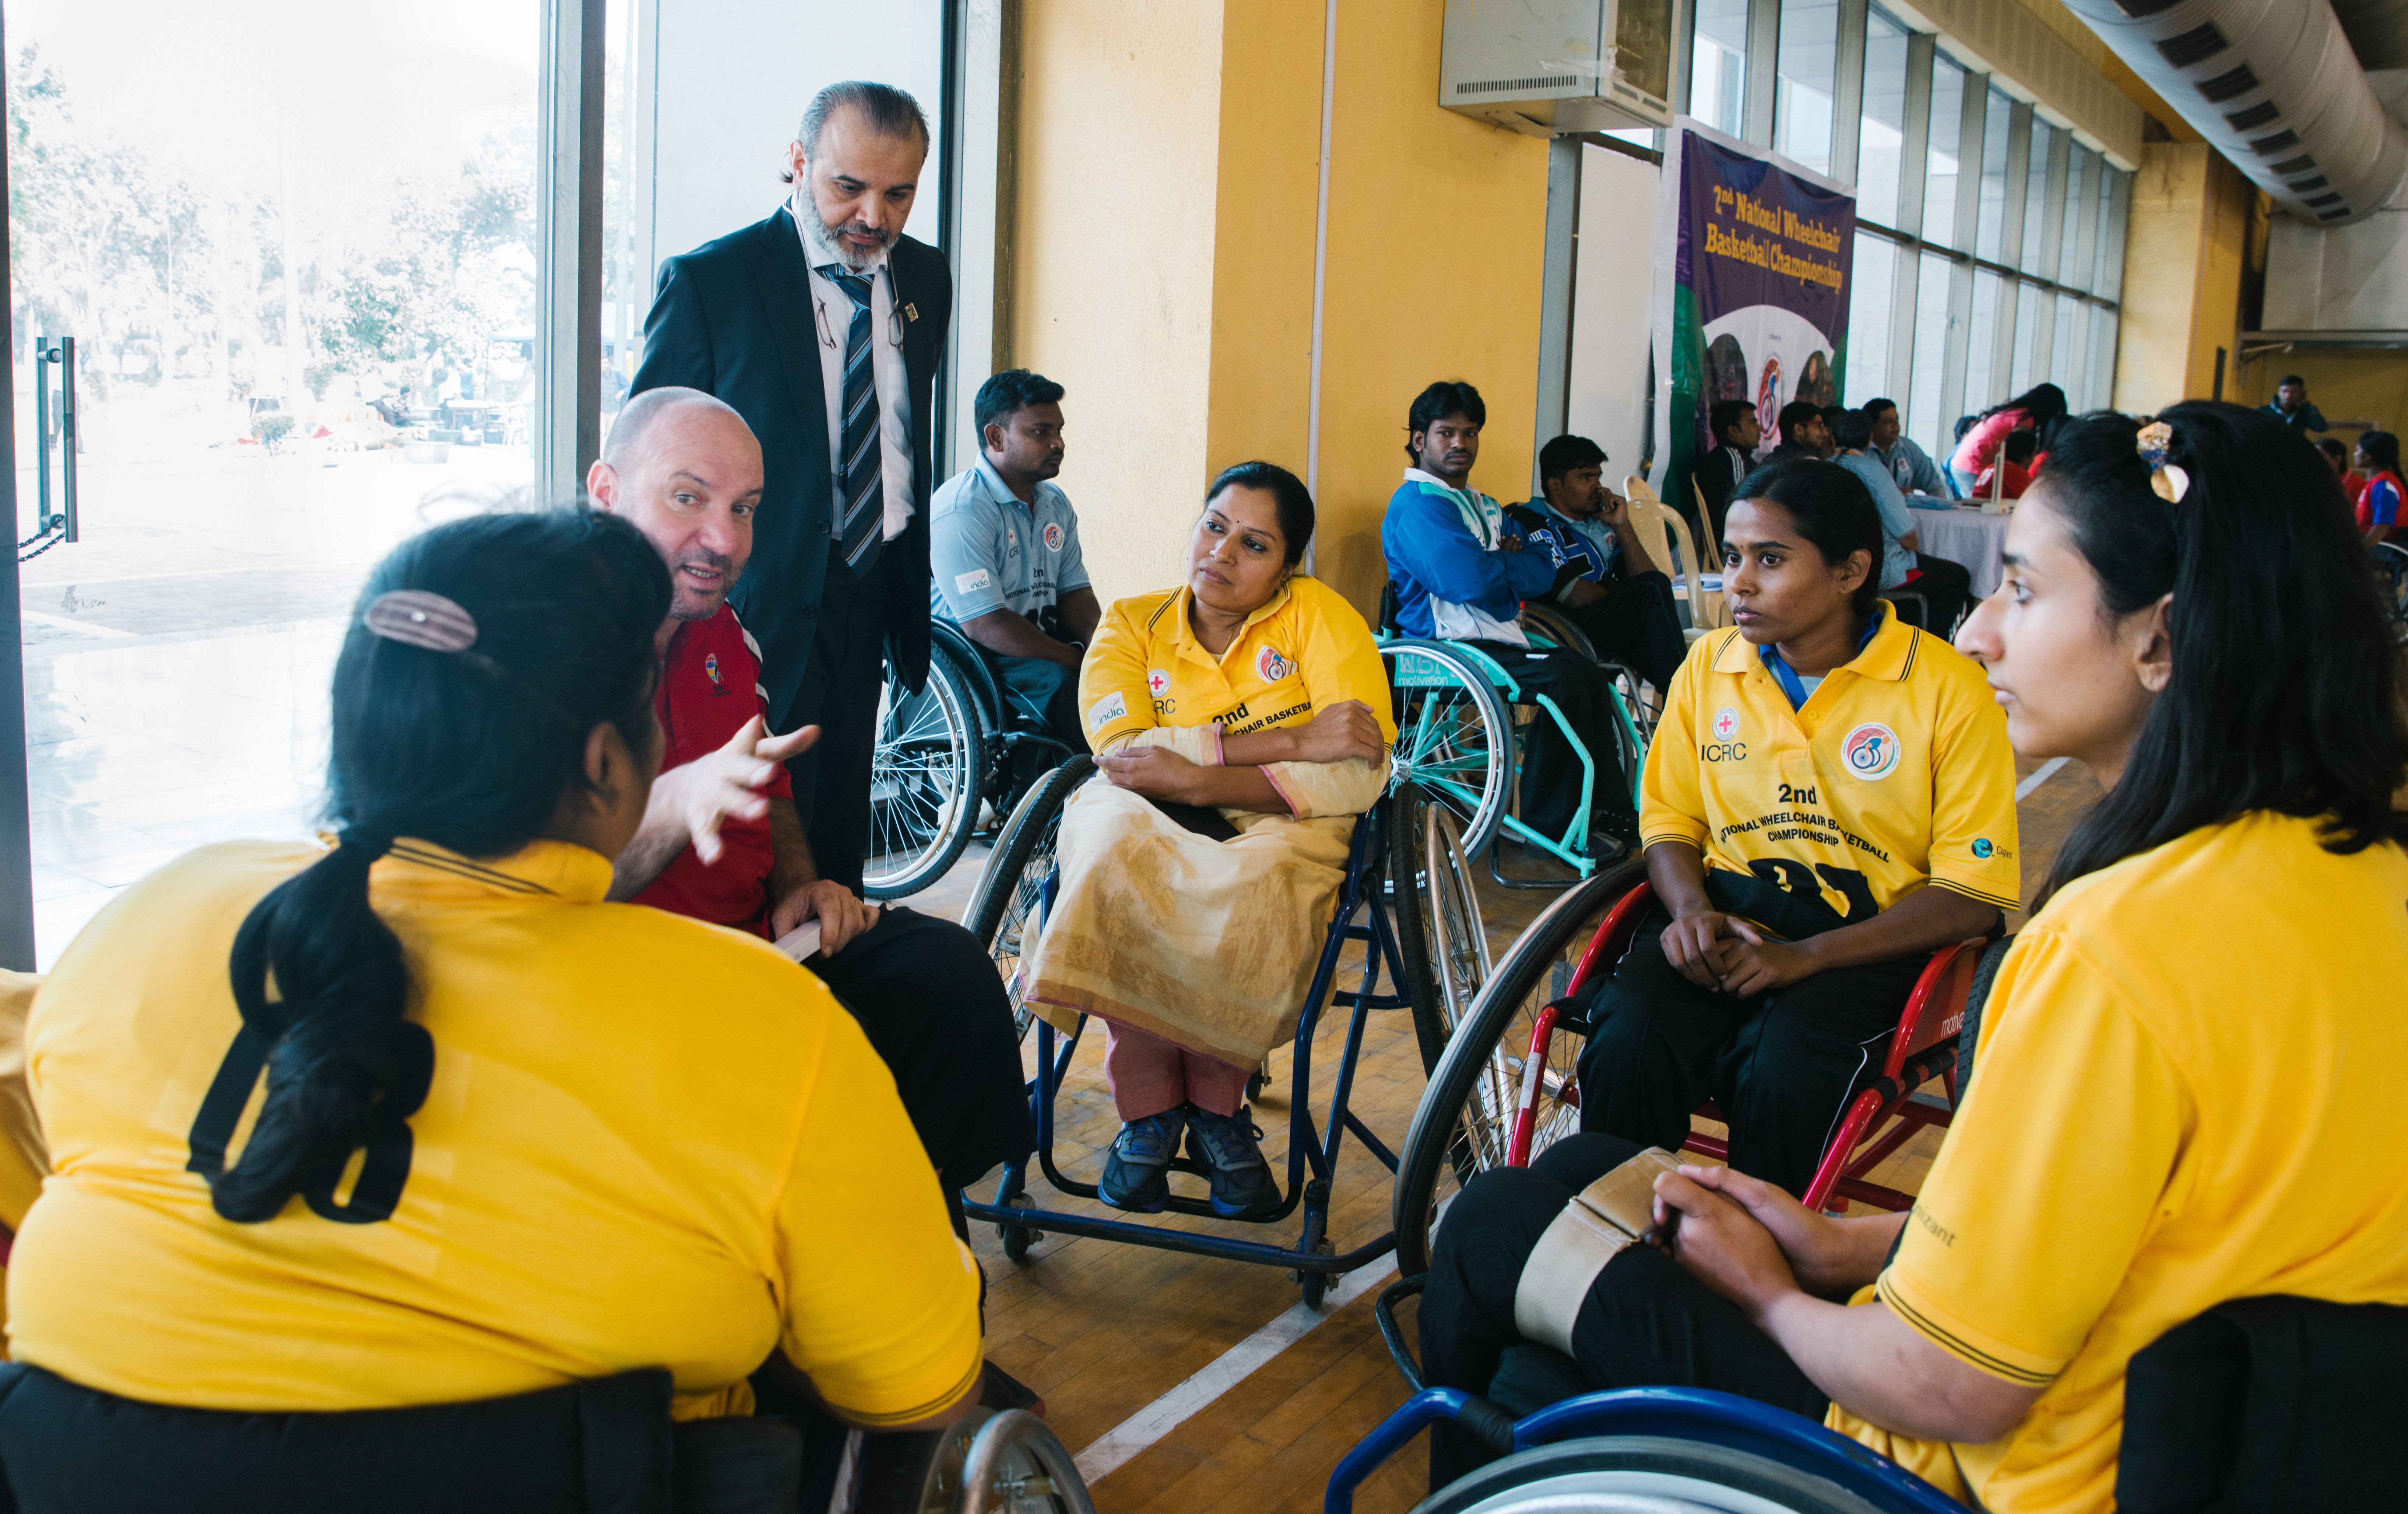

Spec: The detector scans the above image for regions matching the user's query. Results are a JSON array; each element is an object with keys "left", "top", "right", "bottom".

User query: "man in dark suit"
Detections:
[{"left": 630, "top": 81, "right": 951, "bottom": 894}]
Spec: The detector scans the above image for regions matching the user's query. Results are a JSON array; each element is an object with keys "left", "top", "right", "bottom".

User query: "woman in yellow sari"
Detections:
[{"left": 1020, "top": 461, "right": 1395, "bottom": 1219}]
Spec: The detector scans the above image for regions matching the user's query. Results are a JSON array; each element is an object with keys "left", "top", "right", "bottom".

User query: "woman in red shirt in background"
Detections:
[
  {"left": 2352, "top": 431, "right": 2402, "bottom": 546},
  {"left": 1948, "top": 384, "right": 2065, "bottom": 496}
]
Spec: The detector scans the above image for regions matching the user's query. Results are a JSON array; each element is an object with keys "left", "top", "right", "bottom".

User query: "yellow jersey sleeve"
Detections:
[
  {"left": 1875, "top": 926, "right": 2187, "bottom": 1387},
  {"left": 1296, "top": 582, "right": 1399, "bottom": 746},
  {"left": 770, "top": 1008, "right": 983, "bottom": 1426},
  {"left": 1922, "top": 681, "right": 2020, "bottom": 911},
  {"left": 1078, "top": 595, "right": 1164, "bottom": 753},
  {"left": 1638, "top": 636, "right": 1713, "bottom": 852}
]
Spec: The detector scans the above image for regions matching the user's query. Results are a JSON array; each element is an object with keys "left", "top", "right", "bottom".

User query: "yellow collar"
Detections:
[
  {"left": 367, "top": 836, "right": 615, "bottom": 905},
  {"left": 1707, "top": 604, "right": 1923, "bottom": 684},
  {"left": 1171, "top": 581, "right": 1295, "bottom": 666}
]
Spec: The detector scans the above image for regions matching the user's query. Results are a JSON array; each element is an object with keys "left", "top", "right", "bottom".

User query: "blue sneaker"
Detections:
[
  {"left": 1098, "top": 1110, "right": 1185, "bottom": 1213},
  {"left": 1184, "top": 1106, "right": 1282, "bottom": 1219}
]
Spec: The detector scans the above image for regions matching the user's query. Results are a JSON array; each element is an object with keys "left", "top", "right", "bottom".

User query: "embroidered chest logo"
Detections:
[
  {"left": 703, "top": 651, "right": 732, "bottom": 696},
  {"left": 1043, "top": 522, "right": 1065, "bottom": 552},
  {"left": 1841, "top": 722, "right": 1903, "bottom": 779},
  {"left": 1146, "top": 668, "right": 1171, "bottom": 697},
  {"left": 1711, "top": 706, "right": 1741, "bottom": 742},
  {"left": 1255, "top": 646, "right": 1295, "bottom": 682}
]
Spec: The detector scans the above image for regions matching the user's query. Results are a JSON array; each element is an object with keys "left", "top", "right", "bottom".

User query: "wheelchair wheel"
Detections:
[
  {"left": 965, "top": 756, "right": 1096, "bottom": 1042},
  {"left": 859, "top": 1405, "right": 1097, "bottom": 1514},
  {"left": 864, "top": 643, "right": 987, "bottom": 901},
  {"left": 1418, "top": 1436, "right": 1894, "bottom": 1514},
  {"left": 1389, "top": 784, "right": 1494, "bottom": 1076},
  {"left": 1382, "top": 640, "right": 1515, "bottom": 860},
  {"left": 1392, "top": 864, "right": 1642, "bottom": 1277},
  {"left": 1516, "top": 602, "right": 1597, "bottom": 661}
]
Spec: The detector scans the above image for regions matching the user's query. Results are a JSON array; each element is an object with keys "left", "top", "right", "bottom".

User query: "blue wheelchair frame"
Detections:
[
  {"left": 1326, "top": 1387, "right": 1971, "bottom": 1514},
  {"left": 959, "top": 796, "right": 1414, "bottom": 1300},
  {"left": 1383, "top": 634, "right": 1648, "bottom": 885}
]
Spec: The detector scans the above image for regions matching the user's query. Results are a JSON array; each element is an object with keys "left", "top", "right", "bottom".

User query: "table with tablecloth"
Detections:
[{"left": 1907, "top": 497, "right": 2013, "bottom": 599}]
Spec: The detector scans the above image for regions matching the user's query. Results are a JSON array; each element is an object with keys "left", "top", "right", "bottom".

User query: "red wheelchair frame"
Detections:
[{"left": 1505, "top": 879, "right": 1986, "bottom": 1213}]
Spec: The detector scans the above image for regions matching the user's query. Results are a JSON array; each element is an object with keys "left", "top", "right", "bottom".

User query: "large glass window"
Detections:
[
  {"left": 2086, "top": 307, "right": 2119, "bottom": 410},
  {"left": 1773, "top": 0, "right": 1838, "bottom": 176},
  {"left": 1921, "top": 56, "right": 1966, "bottom": 246},
  {"left": 1905, "top": 250, "right": 1954, "bottom": 454},
  {"left": 2057, "top": 144, "right": 2091, "bottom": 288},
  {"left": 1692, "top": 0, "right": 1751, "bottom": 138},
  {"left": 2018, "top": 119, "right": 2056, "bottom": 277},
  {"left": 1846, "top": 232, "right": 1899, "bottom": 404},
  {"left": 2010, "top": 283, "right": 2043, "bottom": 394},
  {"left": 1856, "top": 8, "right": 1909, "bottom": 225},
  {"left": 1964, "top": 269, "right": 2003, "bottom": 413},
  {"left": 2050, "top": 292, "right": 2081, "bottom": 394},
  {"left": 2092, "top": 165, "right": 2127, "bottom": 299},
  {"left": 1973, "top": 89, "right": 2012, "bottom": 264}
]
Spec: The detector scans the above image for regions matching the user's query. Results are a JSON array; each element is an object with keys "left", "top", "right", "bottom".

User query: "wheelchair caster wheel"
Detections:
[
  {"left": 1248, "top": 1065, "right": 1270, "bottom": 1101},
  {"left": 998, "top": 1196, "right": 1040, "bottom": 1263},
  {"left": 1300, "top": 1268, "right": 1328, "bottom": 1309}
]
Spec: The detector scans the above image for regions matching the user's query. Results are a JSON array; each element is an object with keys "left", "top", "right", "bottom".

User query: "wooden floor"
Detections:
[{"left": 911, "top": 754, "right": 2105, "bottom": 1513}]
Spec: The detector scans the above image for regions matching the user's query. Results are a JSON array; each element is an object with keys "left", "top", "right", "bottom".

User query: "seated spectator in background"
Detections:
[
  {"left": 1972, "top": 427, "right": 2038, "bottom": 501},
  {"left": 1863, "top": 397, "right": 1947, "bottom": 498},
  {"left": 1023, "top": 464, "right": 1392, "bottom": 1219},
  {"left": 1566, "top": 456, "right": 2013, "bottom": 1201},
  {"left": 2356, "top": 430, "right": 2403, "bottom": 545},
  {"left": 1832, "top": 409, "right": 1972, "bottom": 633},
  {"left": 1767, "top": 401, "right": 1832, "bottom": 464},
  {"left": 1508, "top": 434, "right": 1686, "bottom": 697},
  {"left": 1415, "top": 402, "right": 2408, "bottom": 1511},
  {"left": 2317, "top": 436, "right": 2367, "bottom": 507},
  {"left": 1948, "top": 383, "right": 2065, "bottom": 494},
  {"left": 2260, "top": 373, "right": 2328, "bottom": 434},
  {"left": 931, "top": 369, "right": 1100, "bottom": 758},
  {"left": 590, "top": 388, "right": 1034, "bottom": 1207},
  {"left": 4, "top": 511, "right": 984, "bottom": 1503},
  {"left": 1384, "top": 382, "right": 1638, "bottom": 857},
  {"left": 1697, "top": 398, "right": 1760, "bottom": 543}
]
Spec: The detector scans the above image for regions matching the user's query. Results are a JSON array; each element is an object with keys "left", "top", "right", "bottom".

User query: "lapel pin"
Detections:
[{"left": 904, "top": 302, "right": 919, "bottom": 323}]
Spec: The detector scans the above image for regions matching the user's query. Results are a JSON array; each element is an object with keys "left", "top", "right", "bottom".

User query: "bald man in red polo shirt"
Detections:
[{"left": 589, "top": 387, "right": 1032, "bottom": 1203}]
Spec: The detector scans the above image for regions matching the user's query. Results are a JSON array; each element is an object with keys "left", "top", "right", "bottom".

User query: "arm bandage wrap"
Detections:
[{"left": 1511, "top": 1148, "right": 1685, "bottom": 1356}]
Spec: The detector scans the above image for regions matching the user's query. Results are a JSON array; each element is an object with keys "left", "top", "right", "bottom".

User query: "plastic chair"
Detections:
[{"left": 1623, "top": 478, "right": 1726, "bottom": 635}]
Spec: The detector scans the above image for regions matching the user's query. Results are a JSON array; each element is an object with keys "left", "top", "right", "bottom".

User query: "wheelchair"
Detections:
[
  {"left": 955, "top": 759, "right": 1436, "bottom": 1307},
  {"left": 866, "top": 619, "right": 1080, "bottom": 900},
  {"left": 1386, "top": 864, "right": 1999, "bottom": 1282},
  {"left": 1378, "top": 594, "right": 1651, "bottom": 918}
]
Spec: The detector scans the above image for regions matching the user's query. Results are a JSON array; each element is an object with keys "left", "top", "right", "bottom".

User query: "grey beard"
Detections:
[{"left": 803, "top": 193, "right": 894, "bottom": 272}]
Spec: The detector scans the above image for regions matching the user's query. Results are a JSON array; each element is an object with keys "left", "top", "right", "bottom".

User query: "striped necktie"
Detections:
[{"left": 820, "top": 264, "right": 883, "bottom": 577}]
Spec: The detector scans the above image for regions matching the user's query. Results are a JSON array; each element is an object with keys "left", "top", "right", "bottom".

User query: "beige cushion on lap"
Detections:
[{"left": 1511, "top": 1148, "right": 1684, "bottom": 1358}]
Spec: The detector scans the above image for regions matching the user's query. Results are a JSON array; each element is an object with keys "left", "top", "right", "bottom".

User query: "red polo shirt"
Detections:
[{"left": 632, "top": 605, "right": 790, "bottom": 933}]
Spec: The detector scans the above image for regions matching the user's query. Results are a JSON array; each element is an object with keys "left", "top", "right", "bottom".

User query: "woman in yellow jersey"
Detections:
[
  {"left": 3, "top": 511, "right": 983, "bottom": 1506},
  {"left": 1572, "top": 458, "right": 2018, "bottom": 1198},
  {"left": 1019, "top": 461, "right": 1394, "bottom": 1220},
  {"left": 1415, "top": 402, "right": 2408, "bottom": 1510}
]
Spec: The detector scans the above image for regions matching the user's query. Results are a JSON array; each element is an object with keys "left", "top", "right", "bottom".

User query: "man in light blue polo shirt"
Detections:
[{"left": 930, "top": 369, "right": 1098, "bottom": 754}]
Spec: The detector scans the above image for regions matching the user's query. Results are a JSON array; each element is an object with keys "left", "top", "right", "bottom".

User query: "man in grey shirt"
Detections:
[
  {"left": 929, "top": 369, "right": 1099, "bottom": 755},
  {"left": 1863, "top": 397, "right": 1948, "bottom": 499},
  {"left": 1831, "top": 408, "right": 1968, "bottom": 633}
]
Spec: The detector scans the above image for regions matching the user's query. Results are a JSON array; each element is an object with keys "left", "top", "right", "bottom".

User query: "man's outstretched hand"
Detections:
[{"left": 658, "top": 717, "right": 817, "bottom": 866}]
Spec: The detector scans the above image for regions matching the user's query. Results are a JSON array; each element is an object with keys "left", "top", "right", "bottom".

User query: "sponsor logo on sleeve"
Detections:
[
  {"left": 1255, "top": 646, "right": 1295, "bottom": 682},
  {"left": 955, "top": 568, "right": 993, "bottom": 594},
  {"left": 1711, "top": 706, "right": 1741, "bottom": 742},
  {"left": 1088, "top": 691, "right": 1129, "bottom": 730},
  {"left": 1972, "top": 838, "right": 1993, "bottom": 859},
  {"left": 1841, "top": 722, "right": 1903, "bottom": 780},
  {"left": 1146, "top": 668, "right": 1171, "bottom": 697},
  {"left": 1043, "top": 522, "right": 1065, "bottom": 552}
]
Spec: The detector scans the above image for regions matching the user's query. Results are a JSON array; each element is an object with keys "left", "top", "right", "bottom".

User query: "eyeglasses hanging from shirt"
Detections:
[{"left": 814, "top": 295, "right": 907, "bottom": 351}]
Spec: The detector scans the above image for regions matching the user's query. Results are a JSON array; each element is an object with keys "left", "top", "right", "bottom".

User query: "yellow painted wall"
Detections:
[
  {"left": 2113, "top": 142, "right": 2250, "bottom": 413},
  {"left": 2235, "top": 349, "right": 2408, "bottom": 446},
  {"left": 1010, "top": 1, "right": 1227, "bottom": 601},
  {"left": 1007, "top": 0, "right": 1551, "bottom": 620}
]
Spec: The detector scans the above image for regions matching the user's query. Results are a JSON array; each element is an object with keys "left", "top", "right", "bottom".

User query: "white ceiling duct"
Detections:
[{"left": 2060, "top": 0, "right": 2408, "bottom": 226}]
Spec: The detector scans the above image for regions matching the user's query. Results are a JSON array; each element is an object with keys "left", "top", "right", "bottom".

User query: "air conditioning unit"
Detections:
[{"left": 1441, "top": 0, "right": 1677, "bottom": 137}]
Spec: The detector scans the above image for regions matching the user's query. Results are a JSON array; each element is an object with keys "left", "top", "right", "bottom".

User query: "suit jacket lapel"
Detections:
[{"left": 749, "top": 206, "right": 831, "bottom": 487}]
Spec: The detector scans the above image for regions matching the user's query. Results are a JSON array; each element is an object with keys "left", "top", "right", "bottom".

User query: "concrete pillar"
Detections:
[{"left": 2113, "top": 141, "right": 2250, "bottom": 412}]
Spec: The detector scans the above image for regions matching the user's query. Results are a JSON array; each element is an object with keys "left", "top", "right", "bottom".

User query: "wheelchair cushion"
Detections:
[
  {"left": 1955, "top": 936, "right": 2015, "bottom": 1089},
  {"left": 0, "top": 1362, "right": 675, "bottom": 1514},
  {"left": 2117, "top": 1296, "right": 2408, "bottom": 1512},
  {"left": 1485, "top": 1344, "right": 1595, "bottom": 1420}
]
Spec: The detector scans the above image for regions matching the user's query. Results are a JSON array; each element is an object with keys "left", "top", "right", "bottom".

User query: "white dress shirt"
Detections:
[{"left": 794, "top": 194, "right": 913, "bottom": 542}]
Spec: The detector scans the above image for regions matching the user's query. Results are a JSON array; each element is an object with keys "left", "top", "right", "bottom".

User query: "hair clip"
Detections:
[
  {"left": 2135, "top": 421, "right": 2190, "bottom": 503},
  {"left": 364, "top": 590, "right": 479, "bottom": 652}
]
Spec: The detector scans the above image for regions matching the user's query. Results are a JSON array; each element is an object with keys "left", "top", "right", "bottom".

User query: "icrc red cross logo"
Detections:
[
  {"left": 1711, "top": 706, "right": 1740, "bottom": 742},
  {"left": 1146, "top": 668, "right": 1170, "bottom": 697}
]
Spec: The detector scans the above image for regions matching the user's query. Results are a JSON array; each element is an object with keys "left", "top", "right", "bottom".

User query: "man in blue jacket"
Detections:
[{"left": 1383, "top": 382, "right": 1636, "bottom": 858}]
